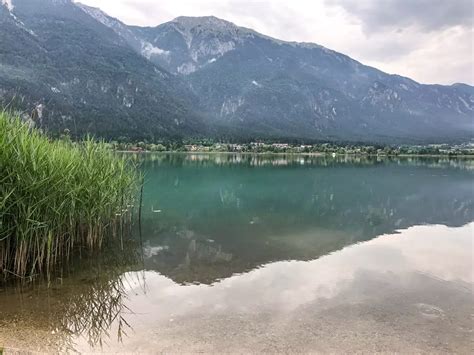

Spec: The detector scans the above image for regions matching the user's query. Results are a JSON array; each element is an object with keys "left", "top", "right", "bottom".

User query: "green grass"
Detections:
[{"left": 0, "top": 111, "right": 139, "bottom": 280}]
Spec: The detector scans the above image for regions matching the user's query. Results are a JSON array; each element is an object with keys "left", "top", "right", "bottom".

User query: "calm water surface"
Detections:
[{"left": 1, "top": 154, "right": 473, "bottom": 353}]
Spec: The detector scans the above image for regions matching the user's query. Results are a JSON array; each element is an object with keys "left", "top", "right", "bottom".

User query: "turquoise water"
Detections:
[
  {"left": 138, "top": 154, "right": 474, "bottom": 283},
  {"left": 1, "top": 154, "right": 473, "bottom": 352}
]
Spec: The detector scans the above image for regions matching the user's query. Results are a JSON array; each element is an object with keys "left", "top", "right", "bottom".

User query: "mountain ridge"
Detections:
[{"left": 0, "top": 0, "right": 472, "bottom": 143}]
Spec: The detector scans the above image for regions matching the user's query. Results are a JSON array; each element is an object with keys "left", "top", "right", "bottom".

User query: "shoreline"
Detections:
[{"left": 116, "top": 150, "right": 474, "bottom": 158}]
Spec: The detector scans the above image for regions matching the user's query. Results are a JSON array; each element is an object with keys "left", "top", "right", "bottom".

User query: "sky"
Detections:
[{"left": 76, "top": 0, "right": 473, "bottom": 85}]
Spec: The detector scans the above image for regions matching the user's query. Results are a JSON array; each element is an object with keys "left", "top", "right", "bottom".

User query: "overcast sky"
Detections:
[{"left": 77, "top": 0, "right": 473, "bottom": 85}]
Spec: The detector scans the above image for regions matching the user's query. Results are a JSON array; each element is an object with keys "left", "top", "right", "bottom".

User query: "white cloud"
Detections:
[{"left": 75, "top": 0, "right": 473, "bottom": 85}]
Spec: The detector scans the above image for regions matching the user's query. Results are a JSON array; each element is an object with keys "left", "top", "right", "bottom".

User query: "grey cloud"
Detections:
[
  {"left": 326, "top": 0, "right": 473, "bottom": 33},
  {"left": 352, "top": 37, "right": 421, "bottom": 61},
  {"left": 119, "top": 0, "right": 177, "bottom": 24}
]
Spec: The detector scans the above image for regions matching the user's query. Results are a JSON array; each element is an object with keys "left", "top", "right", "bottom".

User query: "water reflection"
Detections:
[
  {"left": 1, "top": 155, "right": 473, "bottom": 353},
  {"left": 130, "top": 152, "right": 474, "bottom": 171},
  {"left": 73, "top": 223, "right": 473, "bottom": 353},
  {"left": 137, "top": 154, "right": 474, "bottom": 283},
  {"left": 0, "top": 241, "right": 143, "bottom": 351}
]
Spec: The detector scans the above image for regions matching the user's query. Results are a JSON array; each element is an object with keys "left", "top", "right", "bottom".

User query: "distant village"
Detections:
[{"left": 111, "top": 140, "right": 474, "bottom": 156}]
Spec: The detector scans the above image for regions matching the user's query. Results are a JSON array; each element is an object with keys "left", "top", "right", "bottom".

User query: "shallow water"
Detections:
[{"left": 1, "top": 154, "right": 473, "bottom": 353}]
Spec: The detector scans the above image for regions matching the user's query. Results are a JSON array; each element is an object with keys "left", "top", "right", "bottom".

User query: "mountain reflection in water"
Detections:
[{"left": 137, "top": 154, "right": 473, "bottom": 283}]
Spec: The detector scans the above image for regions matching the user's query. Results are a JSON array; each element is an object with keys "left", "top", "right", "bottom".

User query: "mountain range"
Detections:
[{"left": 1, "top": 0, "right": 473, "bottom": 143}]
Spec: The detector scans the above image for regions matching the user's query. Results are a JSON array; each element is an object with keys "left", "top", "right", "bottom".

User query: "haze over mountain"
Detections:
[{"left": 1, "top": 0, "right": 473, "bottom": 143}]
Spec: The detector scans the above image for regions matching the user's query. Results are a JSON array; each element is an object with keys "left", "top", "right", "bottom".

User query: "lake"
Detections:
[{"left": 1, "top": 154, "right": 473, "bottom": 353}]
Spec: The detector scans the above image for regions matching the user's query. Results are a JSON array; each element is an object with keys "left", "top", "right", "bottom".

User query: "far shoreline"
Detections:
[{"left": 116, "top": 150, "right": 474, "bottom": 159}]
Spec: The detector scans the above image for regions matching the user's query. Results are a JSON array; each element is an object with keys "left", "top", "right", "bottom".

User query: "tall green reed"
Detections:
[{"left": 0, "top": 111, "right": 139, "bottom": 280}]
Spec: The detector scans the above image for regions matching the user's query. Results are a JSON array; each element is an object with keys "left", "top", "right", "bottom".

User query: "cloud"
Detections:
[
  {"left": 323, "top": 0, "right": 473, "bottom": 84},
  {"left": 364, "top": 26, "right": 474, "bottom": 85},
  {"left": 325, "top": 0, "right": 473, "bottom": 33}
]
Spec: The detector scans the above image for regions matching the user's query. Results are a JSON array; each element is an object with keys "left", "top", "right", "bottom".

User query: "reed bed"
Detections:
[{"left": 0, "top": 111, "right": 139, "bottom": 280}]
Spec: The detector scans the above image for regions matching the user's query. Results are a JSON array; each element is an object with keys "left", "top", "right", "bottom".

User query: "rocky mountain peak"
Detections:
[
  {"left": 173, "top": 15, "right": 234, "bottom": 28},
  {"left": 142, "top": 15, "right": 257, "bottom": 74},
  {"left": 168, "top": 15, "right": 253, "bottom": 46},
  {"left": 171, "top": 16, "right": 244, "bottom": 34},
  {"left": 46, "top": 0, "right": 72, "bottom": 4}
]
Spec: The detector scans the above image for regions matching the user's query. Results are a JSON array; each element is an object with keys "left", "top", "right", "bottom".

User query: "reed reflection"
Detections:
[{"left": 0, "top": 240, "right": 144, "bottom": 351}]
